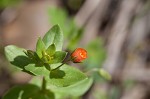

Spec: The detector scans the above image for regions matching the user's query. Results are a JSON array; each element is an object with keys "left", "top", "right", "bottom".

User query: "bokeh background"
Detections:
[{"left": 0, "top": 0, "right": 150, "bottom": 99}]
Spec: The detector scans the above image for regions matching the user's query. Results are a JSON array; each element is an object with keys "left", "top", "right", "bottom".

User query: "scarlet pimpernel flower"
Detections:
[{"left": 71, "top": 48, "right": 87, "bottom": 63}]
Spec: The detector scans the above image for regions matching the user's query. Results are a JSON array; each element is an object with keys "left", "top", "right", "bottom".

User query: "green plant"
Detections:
[{"left": 3, "top": 25, "right": 110, "bottom": 99}]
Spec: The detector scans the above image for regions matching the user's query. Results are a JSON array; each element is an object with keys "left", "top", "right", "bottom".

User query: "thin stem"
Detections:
[
  {"left": 42, "top": 77, "right": 46, "bottom": 91},
  {"left": 52, "top": 63, "right": 65, "bottom": 71},
  {"left": 52, "top": 58, "right": 72, "bottom": 71}
]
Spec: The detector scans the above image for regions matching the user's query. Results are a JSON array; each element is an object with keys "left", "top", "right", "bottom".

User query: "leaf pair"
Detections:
[
  {"left": 36, "top": 37, "right": 56, "bottom": 60},
  {"left": 36, "top": 41, "right": 66, "bottom": 64},
  {"left": 34, "top": 25, "right": 67, "bottom": 65}
]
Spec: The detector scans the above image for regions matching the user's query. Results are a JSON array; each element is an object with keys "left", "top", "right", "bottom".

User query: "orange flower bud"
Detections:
[{"left": 71, "top": 48, "right": 87, "bottom": 63}]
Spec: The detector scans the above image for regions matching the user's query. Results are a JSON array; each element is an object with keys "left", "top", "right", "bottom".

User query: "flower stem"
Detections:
[
  {"left": 52, "top": 63, "right": 65, "bottom": 71},
  {"left": 42, "top": 77, "right": 46, "bottom": 91},
  {"left": 52, "top": 58, "right": 72, "bottom": 71}
]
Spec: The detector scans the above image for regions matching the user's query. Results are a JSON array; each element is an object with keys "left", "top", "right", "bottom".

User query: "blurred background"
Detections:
[{"left": 0, "top": 0, "right": 150, "bottom": 99}]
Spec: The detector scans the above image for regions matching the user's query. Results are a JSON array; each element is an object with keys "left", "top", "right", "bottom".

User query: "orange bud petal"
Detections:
[{"left": 71, "top": 48, "right": 87, "bottom": 63}]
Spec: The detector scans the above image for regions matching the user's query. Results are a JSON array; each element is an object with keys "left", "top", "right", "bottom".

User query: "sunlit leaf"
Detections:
[
  {"left": 43, "top": 25, "right": 63, "bottom": 51},
  {"left": 51, "top": 78, "right": 93, "bottom": 98},
  {"left": 30, "top": 77, "right": 93, "bottom": 98},
  {"left": 25, "top": 64, "right": 87, "bottom": 87},
  {"left": 36, "top": 37, "right": 46, "bottom": 58},
  {"left": 47, "top": 64, "right": 87, "bottom": 87},
  {"left": 4, "top": 45, "right": 32, "bottom": 70},
  {"left": 46, "top": 44, "right": 56, "bottom": 56},
  {"left": 51, "top": 51, "right": 67, "bottom": 64},
  {"left": 25, "top": 64, "right": 49, "bottom": 76}
]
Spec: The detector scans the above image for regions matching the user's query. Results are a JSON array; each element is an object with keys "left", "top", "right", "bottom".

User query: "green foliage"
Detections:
[
  {"left": 5, "top": 45, "right": 31, "bottom": 70},
  {"left": 50, "top": 51, "right": 67, "bottom": 64},
  {"left": 4, "top": 24, "right": 93, "bottom": 98},
  {"left": 36, "top": 37, "right": 46, "bottom": 58},
  {"left": 30, "top": 77, "right": 93, "bottom": 98},
  {"left": 48, "top": 8, "right": 109, "bottom": 83},
  {"left": 52, "top": 78, "right": 93, "bottom": 98},
  {"left": 5, "top": 25, "right": 66, "bottom": 66},
  {"left": 5, "top": 25, "right": 87, "bottom": 87},
  {"left": 3, "top": 84, "right": 54, "bottom": 99},
  {"left": 46, "top": 44, "right": 56, "bottom": 56},
  {"left": 43, "top": 25, "right": 63, "bottom": 50},
  {"left": 25, "top": 64, "right": 87, "bottom": 87},
  {"left": 47, "top": 64, "right": 87, "bottom": 87}
]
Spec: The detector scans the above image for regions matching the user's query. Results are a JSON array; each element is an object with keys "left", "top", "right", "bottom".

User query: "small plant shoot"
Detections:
[{"left": 3, "top": 25, "right": 110, "bottom": 99}]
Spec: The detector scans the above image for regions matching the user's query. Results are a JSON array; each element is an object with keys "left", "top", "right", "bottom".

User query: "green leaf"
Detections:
[
  {"left": 24, "top": 50, "right": 42, "bottom": 64},
  {"left": 4, "top": 45, "right": 32, "bottom": 70},
  {"left": 51, "top": 78, "right": 93, "bottom": 98},
  {"left": 2, "top": 84, "right": 55, "bottom": 99},
  {"left": 51, "top": 51, "right": 67, "bottom": 64},
  {"left": 43, "top": 25, "right": 63, "bottom": 51},
  {"left": 26, "top": 64, "right": 87, "bottom": 87},
  {"left": 30, "top": 77, "right": 93, "bottom": 98},
  {"left": 36, "top": 37, "right": 45, "bottom": 58},
  {"left": 99, "top": 69, "right": 111, "bottom": 81},
  {"left": 24, "top": 50, "right": 34, "bottom": 59},
  {"left": 29, "top": 89, "right": 54, "bottom": 99},
  {"left": 47, "top": 64, "right": 87, "bottom": 87},
  {"left": 46, "top": 44, "right": 56, "bottom": 56},
  {"left": 25, "top": 64, "right": 49, "bottom": 76}
]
